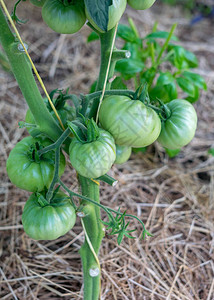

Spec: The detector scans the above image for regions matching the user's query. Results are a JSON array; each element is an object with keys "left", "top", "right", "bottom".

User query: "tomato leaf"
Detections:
[
  {"left": 116, "top": 59, "right": 144, "bottom": 75},
  {"left": 176, "top": 77, "right": 196, "bottom": 97},
  {"left": 84, "top": 0, "right": 111, "bottom": 32},
  {"left": 117, "top": 24, "right": 139, "bottom": 43},
  {"left": 144, "top": 31, "right": 179, "bottom": 41},
  {"left": 111, "top": 77, "right": 127, "bottom": 90},
  {"left": 87, "top": 31, "right": 99, "bottom": 43},
  {"left": 157, "top": 72, "right": 175, "bottom": 86},
  {"left": 182, "top": 71, "right": 207, "bottom": 90},
  {"left": 208, "top": 148, "right": 214, "bottom": 156}
]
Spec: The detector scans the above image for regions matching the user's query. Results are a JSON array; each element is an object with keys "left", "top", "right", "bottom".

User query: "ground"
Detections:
[{"left": 0, "top": 1, "right": 214, "bottom": 299}]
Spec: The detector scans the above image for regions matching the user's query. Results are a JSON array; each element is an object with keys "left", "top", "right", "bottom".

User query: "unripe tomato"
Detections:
[
  {"left": 86, "top": 0, "right": 127, "bottom": 32},
  {"left": 115, "top": 145, "right": 132, "bottom": 164},
  {"left": 42, "top": 0, "right": 86, "bottom": 34},
  {"left": 30, "top": 0, "right": 46, "bottom": 7},
  {"left": 22, "top": 191, "right": 76, "bottom": 240},
  {"left": 69, "top": 129, "right": 116, "bottom": 178},
  {"left": 128, "top": 0, "right": 156, "bottom": 10},
  {"left": 6, "top": 136, "right": 66, "bottom": 192},
  {"left": 158, "top": 99, "right": 197, "bottom": 150},
  {"left": 98, "top": 95, "right": 161, "bottom": 148}
]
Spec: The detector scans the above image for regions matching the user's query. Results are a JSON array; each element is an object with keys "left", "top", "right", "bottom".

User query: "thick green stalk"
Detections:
[
  {"left": 0, "top": 7, "right": 62, "bottom": 141},
  {"left": 81, "top": 26, "right": 121, "bottom": 299},
  {"left": 78, "top": 176, "right": 105, "bottom": 300},
  {"left": 89, "top": 28, "right": 117, "bottom": 119}
]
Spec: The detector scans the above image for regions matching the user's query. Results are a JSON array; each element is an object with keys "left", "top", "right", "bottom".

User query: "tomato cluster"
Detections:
[
  {"left": 35, "top": 0, "right": 157, "bottom": 34},
  {"left": 6, "top": 135, "right": 76, "bottom": 240},
  {"left": 6, "top": 94, "right": 197, "bottom": 240}
]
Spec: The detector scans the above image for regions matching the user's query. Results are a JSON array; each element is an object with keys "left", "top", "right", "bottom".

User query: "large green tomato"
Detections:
[
  {"left": 86, "top": 0, "right": 127, "bottom": 32},
  {"left": 128, "top": 0, "right": 156, "bottom": 10},
  {"left": 6, "top": 136, "right": 65, "bottom": 192},
  {"left": 115, "top": 145, "right": 132, "bottom": 164},
  {"left": 69, "top": 129, "right": 116, "bottom": 178},
  {"left": 158, "top": 99, "right": 197, "bottom": 150},
  {"left": 25, "top": 98, "right": 76, "bottom": 137},
  {"left": 22, "top": 191, "right": 76, "bottom": 240},
  {"left": 98, "top": 95, "right": 161, "bottom": 148},
  {"left": 42, "top": 0, "right": 86, "bottom": 34}
]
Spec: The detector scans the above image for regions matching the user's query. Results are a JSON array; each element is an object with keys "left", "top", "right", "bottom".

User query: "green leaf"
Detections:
[
  {"left": 176, "top": 77, "right": 196, "bottom": 97},
  {"left": 185, "top": 85, "right": 200, "bottom": 103},
  {"left": 144, "top": 31, "right": 179, "bottom": 41},
  {"left": 87, "top": 31, "right": 99, "bottom": 43},
  {"left": 165, "top": 148, "right": 181, "bottom": 158},
  {"left": 117, "top": 24, "right": 139, "bottom": 43},
  {"left": 208, "top": 148, "right": 214, "bottom": 156},
  {"left": 111, "top": 77, "right": 127, "bottom": 90},
  {"left": 183, "top": 49, "right": 198, "bottom": 68},
  {"left": 116, "top": 59, "right": 144, "bottom": 76},
  {"left": 165, "top": 82, "right": 178, "bottom": 100},
  {"left": 182, "top": 71, "right": 207, "bottom": 90},
  {"left": 169, "top": 45, "right": 186, "bottom": 70},
  {"left": 157, "top": 72, "right": 175, "bottom": 86},
  {"left": 85, "top": 0, "right": 111, "bottom": 32},
  {"left": 140, "top": 67, "right": 156, "bottom": 85}
]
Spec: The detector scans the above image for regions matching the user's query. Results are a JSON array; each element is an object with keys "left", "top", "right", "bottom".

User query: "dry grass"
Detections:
[{"left": 0, "top": 2, "right": 214, "bottom": 299}]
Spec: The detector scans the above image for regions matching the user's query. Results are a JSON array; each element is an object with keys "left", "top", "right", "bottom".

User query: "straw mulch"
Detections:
[{"left": 0, "top": 2, "right": 214, "bottom": 299}]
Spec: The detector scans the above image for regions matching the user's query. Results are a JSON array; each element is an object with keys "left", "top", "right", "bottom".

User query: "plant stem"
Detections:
[
  {"left": 0, "top": 6, "right": 62, "bottom": 141},
  {"left": 78, "top": 176, "right": 105, "bottom": 300},
  {"left": 89, "top": 27, "right": 117, "bottom": 119}
]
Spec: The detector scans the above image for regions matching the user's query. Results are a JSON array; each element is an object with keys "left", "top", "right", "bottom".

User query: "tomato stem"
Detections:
[
  {"left": 89, "top": 26, "right": 128, "bottom": 119},
  {"left": 0, "top": 6, "right": 62, "bottom": 141},
  {"left": 78, "top": 176, "right": 104, "bottom": 300}
]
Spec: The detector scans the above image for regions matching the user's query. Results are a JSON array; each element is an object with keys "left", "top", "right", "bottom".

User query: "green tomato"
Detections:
[
  {"left": 86, "top": 0, "right": 127, "bottom": 32},
  {"left": 98, "top": 95, "right": 161, "bottom": 148},
  {"left": 158, "top": 99, "right": 197, "bottom": 150},
  {"left": 6, "top": 136, "right": 65, "bottom": 192},
  {"left": 69, "top": 129, "right": 116, "bottom": 178},
  {"left": 42, "top": 0, "right": 86, "bottom": 34},
  {"left": 22, "top": 191, "right": 76, "bottom": 240},
  {"left": 30, "top": 0, "right": 46, "bottom": 7},
  {"left": 128, "top": 0, "right": 156, "bottom": 10},
  {"left": 115, "top": 145, "right": 132, "bottom": 164},
  {"left": 25, "top": 99, "right": 76, "bottom": 137}
]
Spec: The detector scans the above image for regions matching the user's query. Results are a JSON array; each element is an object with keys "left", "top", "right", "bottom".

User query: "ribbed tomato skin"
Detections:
[
  {"left": 6, "top": 136, "right": 65, "bottom": 192},
  {"left": 99, "top": 95, "right": 161, "bottom": 148},
  {"left": 69, "top": 129, "right": 116, "bottom": 178},
  {"left": 115, "top": 145, "right": 132, "bottom": 164},
  {"left": 22, "top": 191, "right": 76, "bottom": 240},
  {"left": 158, "top": 99, "right": 197, "bottom": 149},
  {"left": 42, "top": 0, "right": 86, "bottom": 34}
]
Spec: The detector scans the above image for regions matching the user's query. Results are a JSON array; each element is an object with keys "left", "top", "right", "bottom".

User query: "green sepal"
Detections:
[
  {"left": 132, "top": 83, "right": 145, "bottom": 100},
  {"left": 86, "top": 118, "right": 100, "bottom": 142},
  {"left": 138, "top": 83, "right": 149, "bottom": 104},
  {"left": 36, "top": 193, "right": 50, "bottom": 207},
  {"left": 67, "top": 120, "right": 87, "bottom": 143}
]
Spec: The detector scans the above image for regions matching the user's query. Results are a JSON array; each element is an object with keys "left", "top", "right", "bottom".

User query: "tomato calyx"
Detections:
[
  {"left": 36, "top": 193, "right": 50, "bottom": 207},
  {"left": 68, "top": 116, "right": 100, "bottom": 144},
  {"left": 27, "top": 141, "right": 54, "bottom": 165}
]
